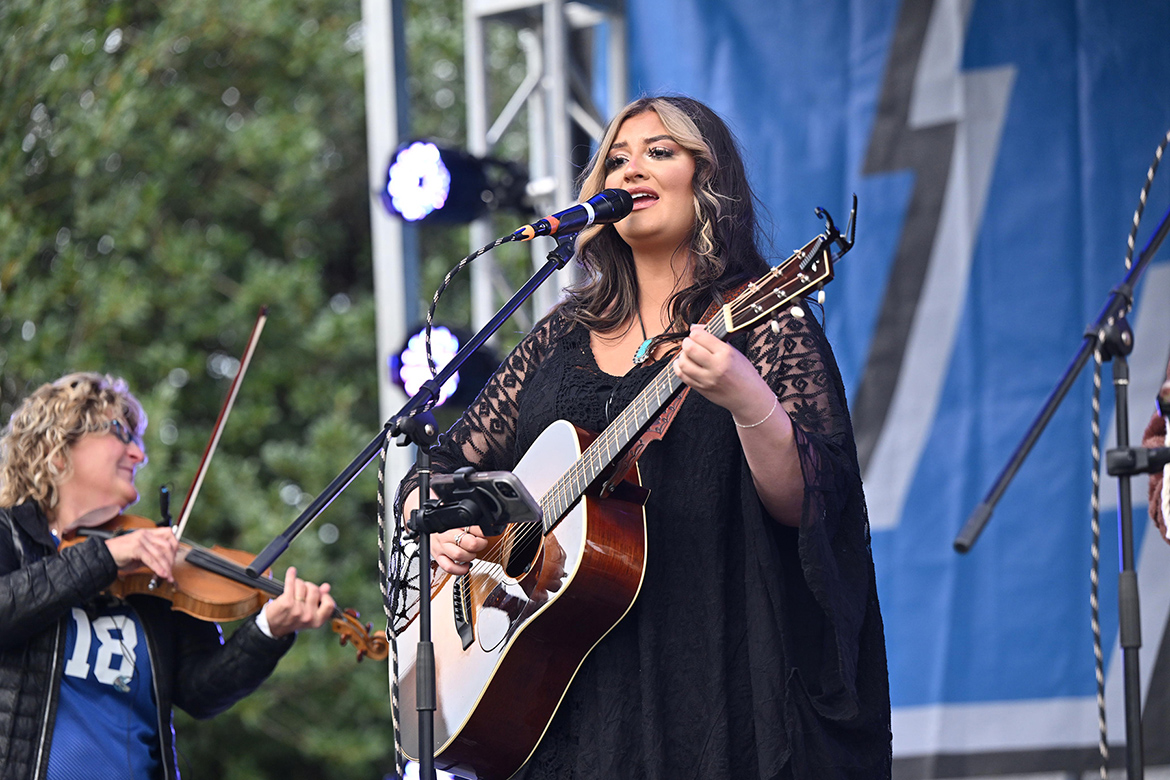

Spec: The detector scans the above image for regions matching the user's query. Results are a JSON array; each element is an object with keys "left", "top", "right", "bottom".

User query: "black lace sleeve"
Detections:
[
  {"left": 742, "top": 307, "right": 856, "bottom": 470},
  {"left": 741, "top": 306, "right": 882, "bottom": 726},
  {"left": 394, "top": 314, "right": 562, "bottom": 516},
  {"left": 742, "top": 305, "right": 862, "bottom": 537},
  {"left": 385, "top": 317, "right": 559, "bottom": 628}
]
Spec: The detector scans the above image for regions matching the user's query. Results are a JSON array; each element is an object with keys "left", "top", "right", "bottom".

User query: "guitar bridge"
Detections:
[{"left": 452, "top": 574, "right": 474, "bottom": 650}]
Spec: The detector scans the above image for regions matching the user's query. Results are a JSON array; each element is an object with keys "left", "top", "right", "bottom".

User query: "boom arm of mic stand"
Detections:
[
  {"left": 955, "top": 202, "right": 1170, "bottom": 553},
  {"left": 954, "top": 336, "right": 1099, "bottom": 552},
  {"left": 245, "top": 232, "right": 579, "bottom": 578}
]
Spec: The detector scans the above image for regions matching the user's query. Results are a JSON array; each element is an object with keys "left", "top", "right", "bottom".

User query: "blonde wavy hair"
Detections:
[
  {"left": 560, "top": 95, "right": 769, "bottom": 338},
  {"left": 0, "top": 372, "right": 146, "bottom": 510}
]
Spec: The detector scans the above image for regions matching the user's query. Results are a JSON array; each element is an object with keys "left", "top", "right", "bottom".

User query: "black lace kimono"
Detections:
[{"left": 395, "top": 304, "right": 891, "bottom": 780}]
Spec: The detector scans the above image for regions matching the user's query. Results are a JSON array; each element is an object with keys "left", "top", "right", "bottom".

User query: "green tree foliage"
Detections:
[
  {"left": 1, "top": 0, "right": 540, "bottom": 774},
  {"left": 1, "top": 0, "right": 401, "bottom": 776}
]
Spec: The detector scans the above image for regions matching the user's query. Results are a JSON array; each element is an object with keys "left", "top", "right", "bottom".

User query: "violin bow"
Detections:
[
  {"left": 173, "top": 306, "right": 268, "bottom": 541},
  {"left": 160, "top": 306, "right": 390, "bottom": 661}
]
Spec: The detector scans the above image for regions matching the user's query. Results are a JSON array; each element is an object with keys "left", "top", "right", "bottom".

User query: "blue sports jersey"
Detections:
[{"left": 48, "top": 603, "right": 162, "bottom": 780}]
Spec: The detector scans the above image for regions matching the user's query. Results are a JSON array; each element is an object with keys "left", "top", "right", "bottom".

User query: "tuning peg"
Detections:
[
  {"left": 790, "top": 304, "right": 806, "bottom": 319},
  {"left": 816, "top": 289, "right": 825, "bottom": 304}
]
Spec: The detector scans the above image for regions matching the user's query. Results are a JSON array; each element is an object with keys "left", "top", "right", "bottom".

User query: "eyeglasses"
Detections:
[{"left": 107, "top": 419, "right": 144, "bottom": 449}]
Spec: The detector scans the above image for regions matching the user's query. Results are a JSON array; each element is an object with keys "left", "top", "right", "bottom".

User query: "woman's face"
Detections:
[
  {"left": 58, "top": 416, "right": 145, "bottom": 518},
  {"left": 603, "top": 110, "right": 697, "bottom": 256}
]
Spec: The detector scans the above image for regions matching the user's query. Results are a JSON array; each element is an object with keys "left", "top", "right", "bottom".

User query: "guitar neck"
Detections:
[
  {"left": 535, "top": 216, "right": 844, "bottom": 533},
  {"left": 539, "top": 315, "right": 731, "bottom": 531}
]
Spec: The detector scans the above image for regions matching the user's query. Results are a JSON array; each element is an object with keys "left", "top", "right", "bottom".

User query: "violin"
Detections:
[
  {"left": 62, "top": 514, "right": 389, "bottom": 662},
  {"left": 76, "top": 309, "right": 388, "bottom": 660}
]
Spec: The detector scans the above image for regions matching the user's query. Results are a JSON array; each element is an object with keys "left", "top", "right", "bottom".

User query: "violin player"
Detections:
[{"left": 0, "top": 372, "right": 335, "bottom": 779}]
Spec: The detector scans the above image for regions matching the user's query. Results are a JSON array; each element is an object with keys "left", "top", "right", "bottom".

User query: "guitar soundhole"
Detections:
[{"left": 504, "top": 530, "right": 541, "bottom": 579}]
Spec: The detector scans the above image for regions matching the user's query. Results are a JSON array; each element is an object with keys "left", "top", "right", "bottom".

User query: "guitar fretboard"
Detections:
[
  {"left": 538, "top": 315, "right": 731, "bottom": 532},
  {"left": 534, "top": 226, "right": 838, "bottom": 534}
]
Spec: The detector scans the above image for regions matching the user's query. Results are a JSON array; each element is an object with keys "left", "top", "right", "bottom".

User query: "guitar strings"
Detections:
[
  {"left": 440, "top": 251, "right": 826, "bottom": 614},
  {"left": 459, "top": 306, "right": 738, "bottom": 605},
  {"left": 458, "top": 264, "right": 821, "bottom": 601},
  {"left": 460, "top": 261, "right": 805, "bottom": 604},
  {"left": 459, "top": 351, "right": 682, "bottom": 604}
]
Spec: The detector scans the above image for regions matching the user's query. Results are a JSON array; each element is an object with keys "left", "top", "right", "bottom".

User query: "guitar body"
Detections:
[{"left": 396, "top": 420, "right": 649, "bottom": 780}]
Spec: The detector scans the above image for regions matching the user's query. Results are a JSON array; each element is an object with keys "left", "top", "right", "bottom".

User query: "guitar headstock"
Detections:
[{"left": 721, "top": 194, "right": 855, "bottom": 335}]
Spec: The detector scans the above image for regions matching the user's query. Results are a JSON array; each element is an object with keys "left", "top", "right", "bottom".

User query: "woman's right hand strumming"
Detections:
[
  {"left": 432, "top": 525, "right": 489, "bottom": 575},
  {"left": 404, "top": 487, "right": 491, "bottom": 575}
]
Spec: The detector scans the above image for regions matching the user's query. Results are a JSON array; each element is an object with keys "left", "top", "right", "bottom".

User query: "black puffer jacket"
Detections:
[{"left": 0, "top": 502, "right": 296, "bottom": 780}]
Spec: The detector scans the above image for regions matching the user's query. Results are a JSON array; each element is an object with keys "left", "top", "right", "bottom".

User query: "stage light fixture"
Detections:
[
  {"left": 388, "top": 324, "right": 500, "bottom": 410},
  {"left": 383, "top": 141, "right": 452, "bottom": 221},
  {"left": 381, "top": 142, "right": 528, "bottom": 224}
]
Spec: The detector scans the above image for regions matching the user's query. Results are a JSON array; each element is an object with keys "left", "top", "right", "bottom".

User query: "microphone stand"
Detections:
[
  {"left": 954, "top": 202, "right": 1170, "bottom": 780},
  {"left": 246, "top": 231, "right": 579, "bottom": 780}
]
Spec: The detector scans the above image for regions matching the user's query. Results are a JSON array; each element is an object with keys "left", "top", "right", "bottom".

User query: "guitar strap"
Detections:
[{"left": 602, "top": 280, "right": 754, "bottom": 493}]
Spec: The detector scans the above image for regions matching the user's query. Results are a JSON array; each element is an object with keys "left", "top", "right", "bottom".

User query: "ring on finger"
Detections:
[{"left": 453, "top": 530, "right": 465, "bottom": 548}]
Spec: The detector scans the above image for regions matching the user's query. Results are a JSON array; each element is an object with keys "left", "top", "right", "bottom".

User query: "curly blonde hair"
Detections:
[{"left": 0, "top": 372, "right": 146, "bottom": 510}]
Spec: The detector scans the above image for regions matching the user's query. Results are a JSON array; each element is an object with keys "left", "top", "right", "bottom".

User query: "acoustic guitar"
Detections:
[{"left": 396, "top": 208, "right": 850, "bottom": 779}]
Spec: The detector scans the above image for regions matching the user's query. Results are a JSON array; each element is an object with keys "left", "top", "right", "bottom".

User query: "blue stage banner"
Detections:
[{"left": 624, "top": 0, "right": 1170, "bottom": 774}]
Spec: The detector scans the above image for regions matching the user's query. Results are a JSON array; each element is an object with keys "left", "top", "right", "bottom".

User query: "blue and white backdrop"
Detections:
[{"left": 622, "top": 0, "right": 1170, "bottom": 775}]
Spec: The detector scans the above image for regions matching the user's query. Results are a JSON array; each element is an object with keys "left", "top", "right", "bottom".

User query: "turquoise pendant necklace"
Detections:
[{"left": 632, "top": 309, "right": 654, "bottom": 365}]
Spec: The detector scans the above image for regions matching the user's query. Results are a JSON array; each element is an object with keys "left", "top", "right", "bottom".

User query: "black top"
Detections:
[{"left": 397, "top": 305, "right": 891, "bottom": 780}]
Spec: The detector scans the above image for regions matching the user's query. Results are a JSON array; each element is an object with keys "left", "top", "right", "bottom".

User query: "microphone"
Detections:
[{"left": 511, "top": 188, "right": 633, "bottom": 241}]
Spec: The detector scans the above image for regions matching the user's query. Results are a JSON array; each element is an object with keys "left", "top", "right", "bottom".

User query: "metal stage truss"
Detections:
[{"left": 464, "top": 0, "right": 628, "bottom": 330}]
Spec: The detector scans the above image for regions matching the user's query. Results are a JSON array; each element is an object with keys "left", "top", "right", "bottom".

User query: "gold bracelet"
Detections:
[{"left": 733, "top": 397, "right": 778, "bottom": 429}]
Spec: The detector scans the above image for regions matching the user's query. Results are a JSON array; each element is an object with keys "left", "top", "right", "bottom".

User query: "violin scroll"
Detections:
[{"left": 332, "top": 609, "right": 389, "bottom": 662}]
